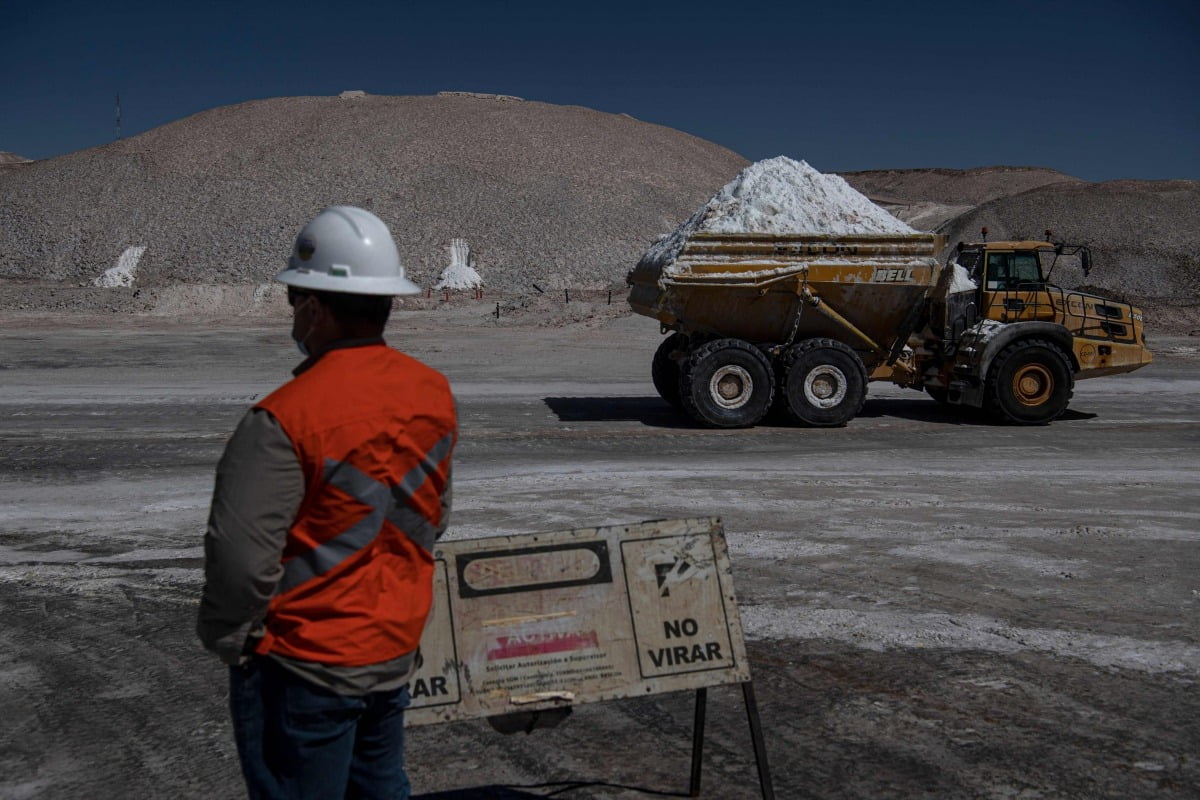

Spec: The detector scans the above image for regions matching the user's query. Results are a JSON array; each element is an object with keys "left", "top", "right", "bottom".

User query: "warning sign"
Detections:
[
  {"left": 623, "top": 533, "right": 737, "bottom": 679},
  {"left": 406, "top": 517, "right": 749, "bottom": 726}
]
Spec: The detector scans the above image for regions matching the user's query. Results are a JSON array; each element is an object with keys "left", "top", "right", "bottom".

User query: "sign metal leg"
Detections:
[
  {"left": 689, "top": 687, "right": 707, "bottom": 797},
  {"left": 742, "top": 681, "right": 775, "bottom": 800}
]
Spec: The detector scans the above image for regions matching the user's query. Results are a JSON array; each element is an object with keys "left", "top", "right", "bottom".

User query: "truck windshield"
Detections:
[{"left": 985, "top": 252, "right": 1043, "bottom": 290}]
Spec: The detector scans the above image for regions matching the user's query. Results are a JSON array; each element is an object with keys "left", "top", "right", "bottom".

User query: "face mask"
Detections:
[{"left": 291, "top": 295, "right": 315, "bottom": 356}]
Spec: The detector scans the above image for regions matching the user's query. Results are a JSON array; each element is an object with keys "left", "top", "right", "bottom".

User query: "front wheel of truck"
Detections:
[
  {"left": 781, "top": 339, "right": 868, "bottom": 427},
  {"left": 984, "top": 338, "right": 1074, "bottom": 425},
  {"left": 679, "top": 338, "right": 775, "bottom": 428}
]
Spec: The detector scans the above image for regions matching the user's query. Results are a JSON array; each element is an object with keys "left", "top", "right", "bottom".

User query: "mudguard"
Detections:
[{"left": 949, "top": 320, "right": 1076, "bottom": 407}]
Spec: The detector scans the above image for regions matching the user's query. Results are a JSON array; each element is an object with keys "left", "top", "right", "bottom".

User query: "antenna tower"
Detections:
[{"left": 115, "top": 93, "right": 122, "bottom": 141}]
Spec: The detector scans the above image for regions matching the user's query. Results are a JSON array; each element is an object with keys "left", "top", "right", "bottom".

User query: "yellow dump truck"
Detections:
[{"left": 627, "top": 231, "right": 1152, "bottom": 427}]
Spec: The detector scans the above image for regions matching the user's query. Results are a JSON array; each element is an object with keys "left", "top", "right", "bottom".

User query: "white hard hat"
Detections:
[{"left": 276, "top": 206, "right": 421, "bottom": 296}]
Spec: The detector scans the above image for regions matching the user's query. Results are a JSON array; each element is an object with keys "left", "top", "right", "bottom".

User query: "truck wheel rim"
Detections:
[
  {"left": 804, "top": 366, "right": 847, "bottom": 409},
  {"left": 710, "top": 365, "right": 753, "bottom": 409},
  {"left": 1013, "top": 364, "right": 1053, "bottom": 407}
]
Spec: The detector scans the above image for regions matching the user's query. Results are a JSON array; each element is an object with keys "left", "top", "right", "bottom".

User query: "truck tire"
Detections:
[
  {"left": 780, "top": 339, "right": 868, "bottom": 427},
  {"left": 679, "top": 338, "right": 775, "bottom": 428},
  {"left": 984, "top": 338, "right": 1074, "bottom": 425},
  {"left": 651, "top": 333, "right": 687, "bottom": 409},
  {"left": 925, "top": 385, "right": 950, "bottom": 405}
]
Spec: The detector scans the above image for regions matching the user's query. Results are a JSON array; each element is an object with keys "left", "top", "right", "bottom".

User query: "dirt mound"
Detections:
[
  {"left": 2, "top": 100, "right": 1195, "bottom": 329},
  {"left": 838, "top": 167, "right": 1082, "bottom": 231},
  {"left": 834, "top": 167, "right": 1199, "bottom": 326},
  {"left": 941, "top": 180, "right": 1200, "bottom": 302},
  {"left": 0, "top": 94, "right": 748, "bottom": 294},
  {"left": 0, "top": 151, "right": 32, "bottom": 171},
  {"left": 840, "top": 166, "right": 1081, "bottom": 207}
]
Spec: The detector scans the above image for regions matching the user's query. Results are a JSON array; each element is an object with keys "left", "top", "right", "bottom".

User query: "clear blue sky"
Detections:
[{"left": 2, "top": 0, "right": 1197, "bottom": 181}]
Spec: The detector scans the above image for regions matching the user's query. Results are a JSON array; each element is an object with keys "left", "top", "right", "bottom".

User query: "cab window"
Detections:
[{"left": 986, "top": 252, "right": 1044, "bottom": 290}]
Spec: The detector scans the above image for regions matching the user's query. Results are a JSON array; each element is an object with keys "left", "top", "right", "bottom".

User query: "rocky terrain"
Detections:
[
  {"left": 840, "top": 166, "right": 1083, "bottom": 230},
  {"left": 1, "top": 93, "right": 1197, "bottom": 332},
  {"left": 0, "top": 93, "right": 748, "bottom": 293},
  {"left": 0, "top": 151, "right": 33, "bottom": 172},
  {"left": 843, "top": 167, "right": 1200, "bottom": 301},
  {"left": 843, "top": 169, "right": 1200, "bottom": 334},
  {"left": 939, "top": 180, "right": 1200, "bottom": 300},
  {"left": 2, "top": 96, "right": 1198, "bottom": 799}
]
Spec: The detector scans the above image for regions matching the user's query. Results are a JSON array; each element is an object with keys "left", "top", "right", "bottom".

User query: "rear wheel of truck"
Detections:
[
  {"left": 679, "top": 338, "right": 775, "bottom": 428},
  {"left": 984, "top": 338, "right": 1074, "bottom": 425},
  {"left": 780, "top": 339, "right": 868, "bottom": 427},
  {"left": 651, "top": 333, "right": 687, "bottom": 409}
]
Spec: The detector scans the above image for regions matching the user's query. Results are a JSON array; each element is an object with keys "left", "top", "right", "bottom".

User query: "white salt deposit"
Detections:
[
  {"left": 641, "top": 156, "right": 915, "bottom": 270},
  {"left": 949, "top": 263, "right": 978, "bottom": 293},
  {"left": 94, "top": 246, "right": 145, "bottom": 288},
  {"left": 434, "top": 238, "right": 482, "bottom": 290}
]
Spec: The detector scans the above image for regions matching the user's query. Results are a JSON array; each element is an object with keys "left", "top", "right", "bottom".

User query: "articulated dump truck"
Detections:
[{"left": 627, "top": 232, "right": 1153, "bottom": 428}]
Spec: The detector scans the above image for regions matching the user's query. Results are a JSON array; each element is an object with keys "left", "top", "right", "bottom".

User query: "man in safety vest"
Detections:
[{"left": 198, "top": 206, "right": 456, "bottom": 799}]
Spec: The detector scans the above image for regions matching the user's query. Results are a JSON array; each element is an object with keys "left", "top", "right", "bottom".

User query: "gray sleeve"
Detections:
[
  {"left": 435, "top": 465, "right": 452, "bottom": 541},
  {"left": 196, "top": 408, "right": 304, "bottom": 664}
]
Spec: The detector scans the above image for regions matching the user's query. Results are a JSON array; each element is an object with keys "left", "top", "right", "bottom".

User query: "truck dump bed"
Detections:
[{"left": 628, "top": 232, "right": 944, "bottom": 358}]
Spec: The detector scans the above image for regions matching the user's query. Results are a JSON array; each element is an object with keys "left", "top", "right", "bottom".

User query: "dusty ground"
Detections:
[{"left": 0, "top": 302, "right": 1197, "bottom": 799}]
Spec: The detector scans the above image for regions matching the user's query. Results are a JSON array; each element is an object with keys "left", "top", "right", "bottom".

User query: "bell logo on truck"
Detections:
[{"left": 871, "top": 267, "right": 915, "bottom": 283}]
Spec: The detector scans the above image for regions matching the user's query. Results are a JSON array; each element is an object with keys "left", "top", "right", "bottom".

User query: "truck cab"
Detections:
[
  {"left": 950, "top": 236, "right": 1152, "bottom": 380},
  {"left": 921, "top": 234, "right": 1154, "bottom": 424}
]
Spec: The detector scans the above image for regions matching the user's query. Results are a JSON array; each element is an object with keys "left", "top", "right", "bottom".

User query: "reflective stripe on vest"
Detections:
[{"left": 279, "top": 431, "right": 453, "bottom": 593}]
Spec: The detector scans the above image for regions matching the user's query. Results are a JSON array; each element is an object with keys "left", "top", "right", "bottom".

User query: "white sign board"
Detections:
[{"left": 406, "top": 517, "right": 750, "bottom": 726}]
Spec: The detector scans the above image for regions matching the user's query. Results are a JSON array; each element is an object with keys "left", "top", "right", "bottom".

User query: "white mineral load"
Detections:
[
  {"left": 641, "top": 156, "right": 916, "bottom": 272},
  {"left": 434, "top": 238, "right": 483, "bottom": 290},
  {"left": 949, "top": 263, "right": 978, "bottom": 293},
  {"left": 94, "top": 246, "right": 146, "bottom": 288}
]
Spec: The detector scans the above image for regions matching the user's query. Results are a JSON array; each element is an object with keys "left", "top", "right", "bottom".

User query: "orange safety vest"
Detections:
[{"left": 253, "top": 343, "right": 456, "bottom": 667}]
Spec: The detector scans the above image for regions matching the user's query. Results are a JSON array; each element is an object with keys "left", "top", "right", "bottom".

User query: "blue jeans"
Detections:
[{"left": 229, "top": 657, "right": 412, "bottom": 800}]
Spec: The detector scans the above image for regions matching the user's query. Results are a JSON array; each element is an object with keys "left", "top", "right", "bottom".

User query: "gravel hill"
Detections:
[
  {"left": 1, "top": 95, "right": 1195, "bottom": 331},
  {"left": 938, "top": 179, "right": 1200, "bottom": 301},
  {"left": 0, "top": 93, "right": 748, "bottom": 293},
  {"left": 840, "top": 167, "right": 1200, "bottom": 331},
  {"left": 840, "top": 166, "right": 1082, "bottom": 230},
  {"left": 841, "top": 166, "right": 1082, "bottom": 207},
  {"left": 0, "top": 151, "right": 33, "bottom": 171}
]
